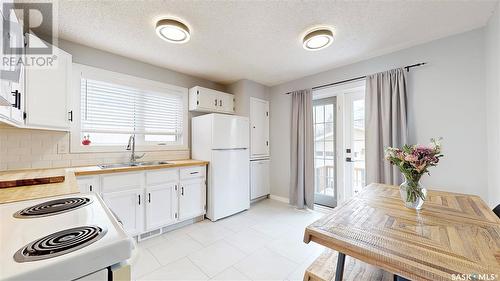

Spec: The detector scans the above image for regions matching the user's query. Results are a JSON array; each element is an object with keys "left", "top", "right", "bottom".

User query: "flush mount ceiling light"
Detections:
[
  {"left": 155, "top": 19, "right": 190, "bottom": 44},
  {"left": 302, "top": 28, "right": 334, "bottom": 51}
]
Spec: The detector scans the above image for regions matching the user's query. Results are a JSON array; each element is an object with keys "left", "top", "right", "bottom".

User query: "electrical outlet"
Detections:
[{"left": 57, "top": 142, "right": 69, "bottom": 154}]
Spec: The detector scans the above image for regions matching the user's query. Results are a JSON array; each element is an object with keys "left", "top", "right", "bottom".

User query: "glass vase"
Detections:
[{"left": 399, "top": 178, "right": 427, "bottom": 210}]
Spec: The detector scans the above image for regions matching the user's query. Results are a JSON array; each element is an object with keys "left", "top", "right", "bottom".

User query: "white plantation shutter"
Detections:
[{"left": 80, "top": 78, "right": 183, "bottom": 139}]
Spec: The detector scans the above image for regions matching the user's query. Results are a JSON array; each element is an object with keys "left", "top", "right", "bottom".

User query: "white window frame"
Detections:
[{"left": 70, "top": 63, "right": 189, "bottom": 153}]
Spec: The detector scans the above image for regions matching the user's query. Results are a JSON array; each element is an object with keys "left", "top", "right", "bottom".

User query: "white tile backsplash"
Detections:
[{"left": 0, "top": 128, "right": 190, "bottom": 171}]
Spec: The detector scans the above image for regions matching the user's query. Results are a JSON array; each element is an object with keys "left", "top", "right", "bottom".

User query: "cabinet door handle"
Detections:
[
  {"left": 219, "top": 99, "right": 222, "bottom": 106},
  {"left": 175, "top": 184, "right": 178, "bottom": 191},
  {"left": 11, "top": 90, "right": 19, "bottom": 109},
  {"left": 214, "top": 99, "right": 218, "bottom": 106},
  {"left": 68, "top": 110, "right": 73, "bottom": 122},
  {"left": 89, "top": 185, "right": 93, "bottom": 192},
  {"left": 190, "top": 171, "right": 199, "bottom": 175},
  {"left": 148, "top": 192, "right": 151, "bottom": 203},
  {"left": 138, "top": 194, "right": 141, "bottom": 205},
  {"left": 181, "top": 186, "right": 184, "bottom": 196}
]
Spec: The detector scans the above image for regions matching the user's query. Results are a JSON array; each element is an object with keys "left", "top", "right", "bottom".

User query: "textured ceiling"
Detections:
[{"left": 56, "top": 0, "right": 498, "bottom": 86}]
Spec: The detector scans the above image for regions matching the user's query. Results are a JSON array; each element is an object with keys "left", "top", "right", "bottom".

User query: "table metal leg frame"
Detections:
[
  {"left": 335, "top": 252, "right": 346, "bottom": 281},
  {"left": 334, "top": 252, "right": 411, "bottom": 281}
]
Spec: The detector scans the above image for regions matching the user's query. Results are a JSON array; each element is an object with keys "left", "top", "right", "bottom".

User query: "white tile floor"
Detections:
[{"left": 131, "top": 199, "right": 326, "bottom": 281}]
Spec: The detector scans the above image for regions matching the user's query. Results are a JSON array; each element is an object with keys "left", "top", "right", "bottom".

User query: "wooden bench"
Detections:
[{"left": 304, "top": 249, "right": 394, "bottom": 281}]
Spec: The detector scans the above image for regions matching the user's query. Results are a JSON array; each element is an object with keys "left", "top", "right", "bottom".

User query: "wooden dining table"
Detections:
[{"left": 304, "top": 183, "right": 500, "bottom": 281}]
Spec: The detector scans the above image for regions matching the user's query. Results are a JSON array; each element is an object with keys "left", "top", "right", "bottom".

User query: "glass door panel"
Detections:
[
  {"left": 346, "top": 92, "right": 366, "bottom": 196},
  {"left": 313, "top": 97, "right": 336, "bottom": 208}
]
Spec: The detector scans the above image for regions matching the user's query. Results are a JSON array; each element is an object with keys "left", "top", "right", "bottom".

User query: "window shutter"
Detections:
[{"left": 80, "top": 78, "right": 183, "bottom": 138}]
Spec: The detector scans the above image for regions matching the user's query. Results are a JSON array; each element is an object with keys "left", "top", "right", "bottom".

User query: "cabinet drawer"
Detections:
[
  {"left": 101, "top": 172, "right": 143, "bottom": 193},
  {"left": 180, "top": 166, "right": 205, "bottom": 180},
  {"left": 146, "top": 168, "right": 179, "bottom": 185}
]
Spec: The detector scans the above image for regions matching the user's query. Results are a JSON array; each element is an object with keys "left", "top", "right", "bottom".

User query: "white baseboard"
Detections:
[{"left": 269, "top": 194, "right": 289, "bottom": 203}]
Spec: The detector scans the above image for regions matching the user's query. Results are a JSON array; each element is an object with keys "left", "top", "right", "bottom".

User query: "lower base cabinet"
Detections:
[
  {"left": 101, "top": 189, "right": 144, "bottom": 236},
  {"left": 145, "top": 183, "right": 178, "bottom": 230},
  {"left": 250, "top": 159, "right": 270, "bottom": 200},
  {"left": 76, "top": 166, "right": 207, "bottom": 237},
  {"left": 179, "top": 179, "right": 205, "bottom": 221}
]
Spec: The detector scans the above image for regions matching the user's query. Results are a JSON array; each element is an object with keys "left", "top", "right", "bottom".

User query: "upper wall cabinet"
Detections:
[
  {"left": 189, "top": 86, "right": 235, "bottom": 114},
  {"left": 250, "top": 97, "right": 269, "bottom": 159},
  {"left": 24, "top": 34, "right": 72, "bottom": 131}
]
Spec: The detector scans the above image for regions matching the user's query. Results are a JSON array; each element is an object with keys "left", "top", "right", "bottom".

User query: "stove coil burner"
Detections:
[
  {"left": 13, "top": 225, "right": 107, "bottom": 262},
  {"left": 13, "top": 197, "right": 92, "bottom": 218}
]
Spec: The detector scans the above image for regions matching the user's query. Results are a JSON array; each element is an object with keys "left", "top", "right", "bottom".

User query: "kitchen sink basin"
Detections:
[{"left": 98, "top": 161, "right": 172, "bottom": 169}]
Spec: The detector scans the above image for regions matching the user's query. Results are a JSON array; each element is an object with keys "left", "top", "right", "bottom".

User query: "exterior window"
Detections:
[{"left": 71, "top": 64, "right": 188, "bottom": 152}]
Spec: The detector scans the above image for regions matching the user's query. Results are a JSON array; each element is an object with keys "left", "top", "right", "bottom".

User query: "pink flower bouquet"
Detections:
[{"left": 385, "top": 138, "right": 443, "bottom": 207}]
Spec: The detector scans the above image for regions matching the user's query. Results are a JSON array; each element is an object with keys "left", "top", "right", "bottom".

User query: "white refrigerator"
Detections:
[{"left": 192, "top": 114, "right": 250, "bottom": 221}]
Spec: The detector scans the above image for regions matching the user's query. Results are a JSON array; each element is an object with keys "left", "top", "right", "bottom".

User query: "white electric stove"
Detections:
[{"left": 0, "top": 193, "right": 132, "bottom": 281}]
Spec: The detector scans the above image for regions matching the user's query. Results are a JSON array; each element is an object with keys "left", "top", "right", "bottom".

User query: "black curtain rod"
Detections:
[{"left": 285, "top": 62, "right": 426, "bottom": 94}]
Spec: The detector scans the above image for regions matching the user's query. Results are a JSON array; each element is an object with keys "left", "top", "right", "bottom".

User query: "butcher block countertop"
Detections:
[
  {"left": 0, "top": 169, "right": 79, "bottom": 204},
  {"left": 0, "top": 159, "right": 208, "bottom": 204},
  {"left": 72, "top": 159, "right": 208, "bottom": 176}
]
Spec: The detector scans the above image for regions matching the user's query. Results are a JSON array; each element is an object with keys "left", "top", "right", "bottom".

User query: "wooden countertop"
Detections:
[
  {"left": 304, "top": 183, "right": 500, "bottom": 281},
  {"left": 0, "top": 159, "right": 208, "bottom": 204},
  {"left": 0, "top": 169, "right": 79, "bottom": 204},
  {"left": 72, "top": 159, "right": 208, "bottom": 176}
]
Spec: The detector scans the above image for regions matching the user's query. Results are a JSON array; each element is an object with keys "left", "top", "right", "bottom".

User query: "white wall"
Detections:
[
  {"left": 226, "top": 79, "right": 270, "bottom": 117},
  {"left": 270, "top": 28, "right": 489, "bottom": 202},
  {"left": 0, "top": 40, "right": 224, "bottom": 171},
  {"left": 485, "top": 2, "right": 500, "bottom": 207}
]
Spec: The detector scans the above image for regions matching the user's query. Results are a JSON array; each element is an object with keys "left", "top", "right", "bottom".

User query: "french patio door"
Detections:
[
  {"left": 313, "top": 97, "right": 337, "bottom": 208},
  {"left": 313, "top": 82, "right": 365, "bottom": 208}
]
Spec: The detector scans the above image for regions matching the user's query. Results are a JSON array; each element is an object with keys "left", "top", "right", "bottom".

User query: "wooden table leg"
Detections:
[
  {"left": 393, "top": 275, "right": 410, "bottom": 281},
  {"left": 335, "top": 252, "right": 346, "bottom": 281}
]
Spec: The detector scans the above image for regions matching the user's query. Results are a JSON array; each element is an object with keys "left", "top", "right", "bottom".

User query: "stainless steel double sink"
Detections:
[{"left": 98, "top": 161, "right": 173, "bottom": 169}]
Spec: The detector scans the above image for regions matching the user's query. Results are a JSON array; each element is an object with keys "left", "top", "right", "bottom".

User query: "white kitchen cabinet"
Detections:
[
  {"left": 102, "top": 189, "right": 144, "bottom": 236},
  {"left": 189, "top": 86, "right": 235, "bottom": 114},
  {"left": 179, "top": 178, "right": 205, "bottom": 221},
  {"left": 85, "top": 165, "right": 207, "bottom": 238},
  {"left": 76, "top": 176, "right": 100, "bottom": 194},
  {"left": 250, "top": 159, "right": 270, "bottom": 200},
  {"left": 145, "top": 183, "right": 178, "bottom": 230},
  {"left": 250, "top": 97, "right": 270, "bottom": 158},
  {"left": 25, "top": 34, "right": 72, "bottom": 131}
]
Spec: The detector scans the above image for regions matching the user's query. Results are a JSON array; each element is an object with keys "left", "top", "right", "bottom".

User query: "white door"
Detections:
[
  {"left": 145, "top": 183, "right": 178, "bottom": 230},
  {"left": 250, "top": 159, "right": 270, "bottom": 200},
  {"left": 209, "top": 149, "right": 250, "bottom": 220},
  {"left": 211, "top": 114, "right": 249, "bottom": 149},
  {"left": 250, "top": 98, "right": 269, "bottom": 158},
  {"left": 345, "top": 91, "right": 366, "bottom": 197},
  {"left": 179, "top": 179, "right": 205, "bottom": 221},
  {"left": 313, "top": 97, "right": 337, "bottom": 208},
  {"left": 102, "top": 189, "right": 144, "bottom": 236},
  {"left": 25, "top": 36, "right": 71, "bottom": 130}
]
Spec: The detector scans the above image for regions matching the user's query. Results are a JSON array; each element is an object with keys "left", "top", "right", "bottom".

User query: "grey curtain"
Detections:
[
  {"left": 290, "top": 89, "right": 314, "bottom": 209},
  {"left": 365, "top": 68, "right": 408, "bottom": 185}
]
